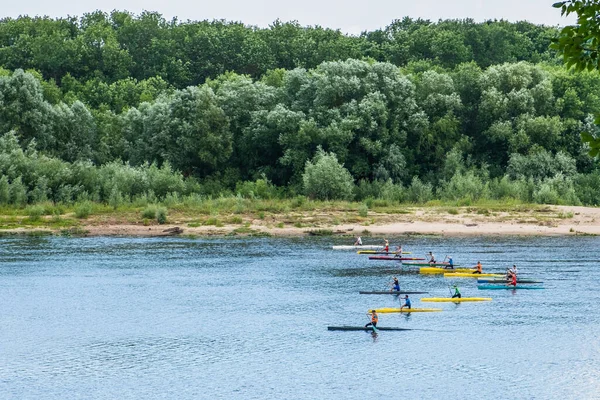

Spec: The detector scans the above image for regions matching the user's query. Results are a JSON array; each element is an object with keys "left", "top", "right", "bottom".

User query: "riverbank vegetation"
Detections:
[{"left": 1, "top": 11, "right": 600, "bottom": 219}]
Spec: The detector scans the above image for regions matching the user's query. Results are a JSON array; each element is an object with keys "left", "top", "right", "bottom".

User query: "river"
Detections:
[{"left": 0, "top": 235, "right": 598, "bottom": 399}]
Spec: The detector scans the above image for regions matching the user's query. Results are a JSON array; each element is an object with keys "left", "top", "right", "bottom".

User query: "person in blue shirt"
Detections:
[
  {"left": 390, "top": 277, "right": 400, "bottom": 292},
  {"left": 400, "top": 295, "right": 411, "bottom": 310},
  {"left": 446, "top": 256, "right": 454, "bottom": 269}
]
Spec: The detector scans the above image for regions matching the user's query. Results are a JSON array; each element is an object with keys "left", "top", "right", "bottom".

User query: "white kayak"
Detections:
[{"left": 332, "top": 245, "right": 384, "bottom": 250}]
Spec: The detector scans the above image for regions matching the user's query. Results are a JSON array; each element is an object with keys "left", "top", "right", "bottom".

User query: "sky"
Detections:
[{"left": 3, "top": 0, "right": 576, "bottom": 34}]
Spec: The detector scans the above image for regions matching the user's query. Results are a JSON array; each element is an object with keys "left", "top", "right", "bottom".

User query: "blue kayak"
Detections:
[{"left": 478, "top": 284, "right": 544, "bottom": 290}]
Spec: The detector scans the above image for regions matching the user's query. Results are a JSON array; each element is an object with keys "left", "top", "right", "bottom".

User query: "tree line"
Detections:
[
  {"left": 1, "top": 12, "right": 600, "bottom": 207},
  {"left": 0, "top": 12, "right": 559, "bottom": 89}
]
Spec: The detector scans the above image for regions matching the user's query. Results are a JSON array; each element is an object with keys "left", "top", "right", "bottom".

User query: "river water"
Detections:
[{"left": 0, "top": 235, "right": 598, "bottom": 399}]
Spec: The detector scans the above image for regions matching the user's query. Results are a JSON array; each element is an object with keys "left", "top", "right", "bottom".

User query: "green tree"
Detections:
[
  {"left": 302, "top": 148, "right": 354, "bottom": 201},
  {"left": 553, "top": 0, "right": 600, "bottom": 155}
]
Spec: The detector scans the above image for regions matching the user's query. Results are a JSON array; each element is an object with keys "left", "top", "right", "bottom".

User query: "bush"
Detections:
[
  {"left": 406, "top": 177, "right": 433, "bottom": 204},
  {"left": 302, "top": 148, "right": 354, "bottom": 201},
  {"left": 532, "top": 183, "right": 559, "bottom": 204},
  {"left": 532, "top": 175, "right": 580, "bottom": 205},
  {"left": 358, "top": 204, "right": 368, "bottom": 217},
  {"left": 440, "top": 171, "right": 489, "bottom": 202},
  {"left": 235, "top": 178, "right": 280, "bottom": 199},
  {"left": 290, "top": 195, "right": 307, "bottom": 209},
  {"left": 0, "top": 176, "right": 9, "bottom": 205},
  {"left": 156, "top": 207, "right": 168, "bottom": 224},
  {"left": 141, "top": 205, "right": 157, "bottom": 219},
  {"left": 507, "top": 150, "right": 577, "bottom": 181},
  {"left": 108, "top": 186, "right": 124, "bottom": 209},
  {"left": 10, "top": 176, "right": 28, "bottom": 207},
  {"left": 74, "top": 201, "right": 93, "bottom": 219},
  {"left": 26, "top": 205, "right": 44, "bottom": 221},
  {"left": 574, "top": 172, "right": 600, "bottom": 206}
]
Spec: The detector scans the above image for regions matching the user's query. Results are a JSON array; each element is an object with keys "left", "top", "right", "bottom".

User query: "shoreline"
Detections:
[{"left": 3, "top": 205, "right": 598, "bottom": 238}]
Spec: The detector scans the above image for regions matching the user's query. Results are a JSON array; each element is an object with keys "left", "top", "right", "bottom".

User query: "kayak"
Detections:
[
  {"left": 359, "top": 291, "right": 428, "bottom": 295},
  {"left": 369, "top": 256, "right": 426, "bottom": 261},
  {"left": 420, "top": 297, "right": 492, "bottom": 302},
  {"left": 477, "top": 278, "right": 543, "bottom": 284},
  {"left": 372, "top": 307, "right": 442, "bottom": 313},
  {"left": 478, "top": 284, "right": 545, "bottom": 290},
  {"left": 444, "top": 273, "right": 503, "bottom": 278},
  {"left": 332, "top": 245, "right": 383, "bottom": 250},
  {"left": 420, "top": 267, "right": 474, "bottom": 274},
  {"left": 403, "top": 262, "right": 461, "bottom": 267},
  {"left": 357, "top": 250, "right": 412, "bottom": 254},
  {"left": 328, "top": 326, "right": 412, "bottom": 331}
]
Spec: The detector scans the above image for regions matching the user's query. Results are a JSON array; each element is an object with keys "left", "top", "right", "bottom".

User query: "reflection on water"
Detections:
[{"left": 0, "top": 235, "right": 599, "bottom": 399}]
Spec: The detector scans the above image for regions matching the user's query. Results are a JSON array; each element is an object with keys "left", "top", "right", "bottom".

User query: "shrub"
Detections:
[
  {"left": 440, "top": 171, "right": 489, "bottom": 202},
  {"left": 405, "top": 177, "right": 433, "bottom": 204},
  {"left": 533, "top": 183, "right": 559, "bottom": 204},
  {"left": 156, "top": 207, "right": 168, "bottom": 224},
  {"left": 74, "top": 201, "right": 93, "bottom": 219},
  {"left": 0, "top": 176, "right": 9, "bottom": 204},
  {"left": 108, "top": 186, "right": 124, "bottom": 209},
  {"left": 26, "top": 205, "right": 44, "bottom": 221},
  {"left": 302, "top": 148, "right": 354, "bottom": 201},
  {"left": 10, "top": 176, "right": 28, "bottom": 207},
  {"left": 290, "top": 195, "right": 306, "bottom": 209},
  {"left": 141, "top": 205, "right": 157, "bottom": 219},
  {"left": 574, "top": 172, "right": 600, "bottom": 206},
  {"left": 235, "top": 178, "right": 279, "bottom": 199},
  {"left": 358, "top": 204, "right": 368, "bottom": 217}
]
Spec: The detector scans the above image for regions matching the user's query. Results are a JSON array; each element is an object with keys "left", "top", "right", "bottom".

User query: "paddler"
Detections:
[
  {"left": 365, "top": 310, "right": 378, "bottom": 328},
  {"left": 394, "top": 245, "right": 403, "bottom": 258},
  {"left": 445, "top": 256, "right": 454, "bottom": 269},
  {"left": 383, "top": 239, "right": 389, "bottom": 252},
  {"left": 354, "top": 236, "right": 362, "bottom": 246},
  {"left": 427, "top": 251, "right": 436, "bottom": 264},
  {"left": 472, "top": 261, "right": 483, "bottom": 274},
  {"left": 400, "top": 295, "right": 412, "bottom": 310},
  {"left": 451, "top": 285, "right": 462, "bottom": 298},
  {"left": 390, "top": 276, "right": 400, "bottom": 292},
  {"left": 508, "top": 271, "right": 517, "bottom": 287}
]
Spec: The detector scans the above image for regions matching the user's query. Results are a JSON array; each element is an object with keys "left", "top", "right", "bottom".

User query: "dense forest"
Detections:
[{"left": 1, "top": 11, "right": 600, "bottom": 208}]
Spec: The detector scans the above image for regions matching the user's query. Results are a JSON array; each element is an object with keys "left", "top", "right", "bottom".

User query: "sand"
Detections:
[{"left": 68, "top": 204, "right": 600, "bottom": 238}]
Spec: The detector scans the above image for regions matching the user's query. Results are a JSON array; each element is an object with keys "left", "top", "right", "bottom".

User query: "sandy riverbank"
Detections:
[{"left": 52, "top": 204, "right": 600, "bottom": 237}]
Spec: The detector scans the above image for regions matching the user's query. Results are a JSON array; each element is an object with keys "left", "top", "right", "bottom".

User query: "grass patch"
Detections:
[
  {"left": 227, "top": 216, "right": 244, "bottom": 224},
  {"left": 557, "top": 212, "right": 574, "bottom": 219},
  {"left": 232, "top": 226, "right": 255, "bottom": 234}
]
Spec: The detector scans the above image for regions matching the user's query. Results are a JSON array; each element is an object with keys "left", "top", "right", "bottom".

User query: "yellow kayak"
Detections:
[
  {"left": 372, "top": 307, "right": 442, "bottom": 313},
  {"left": 444, "top": 273, "right": 503, "bottom": 278},
  {"left": 420, "top": 297, "right": 492, "bottom": 302},
  {"left": 420, "top": 267, "right": 475, "bottom": 274}
]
